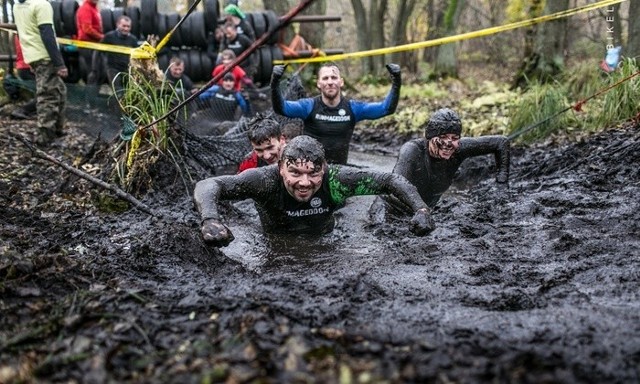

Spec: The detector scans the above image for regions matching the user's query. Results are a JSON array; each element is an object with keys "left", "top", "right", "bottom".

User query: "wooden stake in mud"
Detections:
[
  {"left": 141, "top": 0, "right": 318, "bottom": 130},
  {"left": 12, "top": 134, "right": 158, "bottom": 217}
]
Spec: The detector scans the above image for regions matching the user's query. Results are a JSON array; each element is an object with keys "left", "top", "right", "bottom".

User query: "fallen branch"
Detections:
[{"left": 12, "top": 133, "right": 158, "bottom": 217}]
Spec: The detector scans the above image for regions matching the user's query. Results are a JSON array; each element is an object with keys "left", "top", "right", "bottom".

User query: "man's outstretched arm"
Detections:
[
  {"left": 458, "top": 136, "right": 511, "bottom": 184},
  {"left": 193, "top": 168, "right": 278, "bottom": 246},
  {"left": 330, "top": 166, "right": 435, "bottom": 235}
]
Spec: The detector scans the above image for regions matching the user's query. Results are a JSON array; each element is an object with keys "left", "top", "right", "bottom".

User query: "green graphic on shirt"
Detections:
[{"left": 329, "top": 167, "right": 378, "bottom": 205}]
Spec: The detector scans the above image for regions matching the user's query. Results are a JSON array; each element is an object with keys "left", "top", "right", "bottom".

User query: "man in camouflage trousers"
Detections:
[{"left": 13, "top": 0, "right": 68, "bottom": 145}]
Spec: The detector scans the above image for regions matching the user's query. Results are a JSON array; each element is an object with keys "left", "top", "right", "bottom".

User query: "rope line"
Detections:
[{"left": 508, "top": 69, "right": 640, "bottom": 140}]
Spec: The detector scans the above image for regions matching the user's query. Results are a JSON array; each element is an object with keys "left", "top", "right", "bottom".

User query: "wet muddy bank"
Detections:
[{"left": 1, "top": 118, "right": 639, "bottom": 383}]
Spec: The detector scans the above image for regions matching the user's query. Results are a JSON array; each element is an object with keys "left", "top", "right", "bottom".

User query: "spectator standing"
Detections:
[
  {"left": 220, "top": 22, "right": 256, "bottom": 77},
  {"left": 13, "top": 0, "right": 68, "bottom": 145},
  {"left": 211, "top": 49, "right": 256, "bottom": 92},
  {"left": 75, "top": 0, "right": 103, "bottom": 80},
  {"left": 165, "top": 56, "right": 196, "bottom": 96},
  {"left": 10, "top": 35, "right": 37, "bottom": 120},
  {"left": 100, "top": 15, "right": 138, "bottom": 95},
  {"left": 223, "top": 3, "right": 255, "bottom": 41}
]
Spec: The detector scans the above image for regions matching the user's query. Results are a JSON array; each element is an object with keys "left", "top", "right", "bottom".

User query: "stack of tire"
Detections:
[{"left": 49, "top": 0, "right": 284, "bottom": 85}]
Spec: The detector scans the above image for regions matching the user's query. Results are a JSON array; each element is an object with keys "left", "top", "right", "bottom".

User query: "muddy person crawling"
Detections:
[
  {"left": 194, "top": 135, "right": 435, "bottom": 247},
  {"left": 369, "top": 107, "right": 511, "bottom": 220}
]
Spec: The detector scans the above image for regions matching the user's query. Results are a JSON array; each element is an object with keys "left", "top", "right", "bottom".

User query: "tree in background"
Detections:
[
  {"left": 350, "top": 0, "right": 387, "bottom": 74},
  {"left": 512, "top": 0, "right": 569, "bottom": 88},
  {"left": 390, "top": 0, "right": 419, "bottom": 71},
  {"left": 433, "top": 0, "right": 465, "bottom": 78},
  {"left": 628, "top": 0, "right": 639, "bottom": 59}
]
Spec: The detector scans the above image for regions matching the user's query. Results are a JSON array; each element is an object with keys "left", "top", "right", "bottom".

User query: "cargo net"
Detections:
[
  {"left": 176, "top": 73, "right": 306, "bottom": 172},
  {"left": 2, "top": 75, "right": 125, "bottom": 139},
  {"left": 2, "top": 70, "right": 307, "bottom": 173}
]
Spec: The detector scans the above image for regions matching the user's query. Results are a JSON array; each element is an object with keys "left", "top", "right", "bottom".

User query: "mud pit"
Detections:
[{"left": 1, "top": 115, "right": 639, "bottom": 383}]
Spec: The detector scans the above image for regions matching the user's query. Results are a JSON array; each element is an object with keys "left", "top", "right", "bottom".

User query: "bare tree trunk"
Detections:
[
  {"left": 434, "top": 0, "right": 465, "bottom": 78},
  {"left": 423, "top": 0, "right": 444, "bottom": 64},
  {"left": 298, "top": 0, "right": 326, "bottom": 50},
  {"left": 628, "top": 0, "right": 640, "bottom": 59},
  {"left": 609, "top": 3, "right": 623, "bottom": 48},
  {"left": 262, "top": 0, "right": 294, "bottom": 43},
  {"left": 512, "top": 0, "right": 568, "bottom": 88},
  {"left": 390, "top": 0, "right": 418, "bottom": 69},
  {"left": 1, "top": 0, "right": 10, "bottom": 55},
  {"left": 3, "top": 0, "right": 10, "bottom": 23},
  {"left": 262, "top": 0, "right": 291, "bottom": 15},
  {"left": 350, "top": 0, "right": 372, "bottom": 73},
  {"left": 369, "top": 0, "right": 387, "bottom": 72}
]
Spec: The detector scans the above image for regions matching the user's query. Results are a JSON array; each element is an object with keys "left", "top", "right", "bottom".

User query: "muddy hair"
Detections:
[
  {"left": 424, "top": 108, "right": 462, "bottom": 140},
  {"left": 280, "top": 135, "right": 325, "bottom": 169},
  {"left": 318, "top": 61, "right": 340, "bottom": 75},
  {"left": 280, "top": 121, "right": 302, "bottom": 141},
  {"left": 247, "top": 114, "right": 281, "bottom": 145}
]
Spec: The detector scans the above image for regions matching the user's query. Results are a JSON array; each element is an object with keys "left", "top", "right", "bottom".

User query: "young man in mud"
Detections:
[
  {"left": 237, "top": 115, "right": 287, "bottom": 173},
  {"left": 369, "top": 108, "right": 510, "bottom": 220},
  {"left": 270, "top": 62, "right": 402, "bottom": 165},
  {"left": 194, "top": 135, "right": 435, "bottom": 247}
]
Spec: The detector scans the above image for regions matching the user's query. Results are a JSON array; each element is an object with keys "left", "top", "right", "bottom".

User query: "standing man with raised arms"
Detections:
[{"left": 270, "top": 62, "right": 402, "bottom": 165}]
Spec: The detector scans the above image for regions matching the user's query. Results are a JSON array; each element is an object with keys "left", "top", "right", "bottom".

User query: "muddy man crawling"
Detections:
[
  {"left": 194, "top": 135, "right": 436, "bottom": 247},
  {"left": 369, "top": 108, "right": 510, "bottom": 221}
]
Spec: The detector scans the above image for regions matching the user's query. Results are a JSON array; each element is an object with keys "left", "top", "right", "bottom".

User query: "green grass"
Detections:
[
  {"left": 507, "top": 81, "right": 572, "bottom": 143},
  {"left": 111, "top": 66, "right": 188, "bottom": 194},
  {"left": 596, "top": 58, "right": 640, "bottom": 128}
]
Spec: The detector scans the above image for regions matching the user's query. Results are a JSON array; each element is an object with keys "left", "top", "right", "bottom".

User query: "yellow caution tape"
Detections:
[
  {"left": 1, "top": 29, "right": 153, "bottom": 58},
  {"left": 275, "top": 0, "right": 626, "bottom": 64},
  {"left": 130, "top": 42, "right": 157, "bottom": 59},
  {"left": 55, "top": 37, "right": 149, "bottom": 56},
  {"left": 155, "top": 30, "right": 173, "bottom": 53}
]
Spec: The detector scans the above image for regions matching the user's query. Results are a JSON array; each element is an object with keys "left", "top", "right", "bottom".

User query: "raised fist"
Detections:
[
  {"left": 201, "top": 218, "right": 235, "bottom": 247},
  {"left": 385, "top": 63, "right": 401, "bottom": 76},
  {"left": 271, "top": 65, "right": 287, "bottom": 82}
]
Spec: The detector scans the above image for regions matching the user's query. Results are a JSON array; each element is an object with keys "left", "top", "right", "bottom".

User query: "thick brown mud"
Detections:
[{"left": 1, "top": 116, "right": 639, "bottom": 383}]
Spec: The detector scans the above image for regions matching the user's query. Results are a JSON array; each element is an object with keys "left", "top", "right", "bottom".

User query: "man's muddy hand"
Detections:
[
  {"left": 409, "top": 208, "right": 436, "bottom": 236},
  {"left": 271, "top": 65, "right": 287, "bottom": 83},
  {"left": 385, "top": 63, "right": 401, "bottom": 81},
  {"left": 201, "top": 218, "right": 235, "bottom": 247}
]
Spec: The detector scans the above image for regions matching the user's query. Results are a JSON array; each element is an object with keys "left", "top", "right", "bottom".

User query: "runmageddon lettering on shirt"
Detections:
[
  {"left": 285, "top": 196, "right": 331, "bottom": 217},
  {"left": 314, "top": 111, "right": 352, "bottom": 122}
]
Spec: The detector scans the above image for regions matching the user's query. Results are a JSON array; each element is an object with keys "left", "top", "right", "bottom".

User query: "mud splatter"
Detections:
[{"left": 0, "top": 117, "right": 639, "bottom": 382}]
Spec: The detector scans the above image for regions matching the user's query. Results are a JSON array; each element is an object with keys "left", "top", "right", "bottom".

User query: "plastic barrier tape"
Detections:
[{"left": 275, "top": 0, "right": 627, "bottom": 64}]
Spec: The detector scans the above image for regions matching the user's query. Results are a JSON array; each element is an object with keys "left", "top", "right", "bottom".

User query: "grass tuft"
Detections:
[{"left": 507, "top": 81, "right": 571, "bottom": 143}]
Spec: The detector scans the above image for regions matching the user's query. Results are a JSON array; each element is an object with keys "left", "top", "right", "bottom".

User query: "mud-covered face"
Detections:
[
  {"left": 252, "top": 137, "right": 285, "bottom": 165},
  {"left": 279, "top": 159, "right": 325, "bottom": 202},
  {"left": 316, "top": 66, "right": 343, "bottom": 102},
  {"left": 429, "top": 133, "right": 460, "bottom": 160}
]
